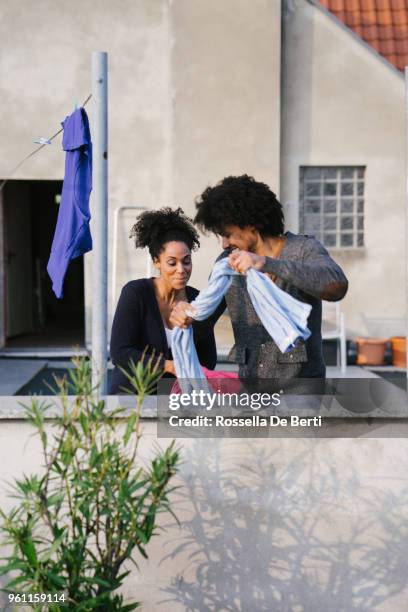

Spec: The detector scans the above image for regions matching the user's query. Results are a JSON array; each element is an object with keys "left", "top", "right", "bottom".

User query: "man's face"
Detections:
[{"left": 220, "top": 225, "right": 259, "bottom": 252}]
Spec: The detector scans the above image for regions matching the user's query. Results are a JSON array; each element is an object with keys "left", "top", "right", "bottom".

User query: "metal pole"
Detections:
[
  {"left": 405, "top": 67, "right": 408, "bottom": 386},
  {"left": 92, "top": 52, "right": 108, "bottom": 395}
]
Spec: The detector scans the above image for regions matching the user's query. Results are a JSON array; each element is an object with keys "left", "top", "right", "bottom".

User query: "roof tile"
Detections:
[
  {"left": 347, "top": 12, "right": 363, "bottom": 26},
  {"left": 390, "top": 0, "right": 406, "bottom": 10},
  {"left": 379, "top": 37, "right": 397, "bottom": 53},
  {"left": 362, "top": 23, "right": 380, "bottom": 39},
  {"left": 362, "top": 0, "right": 378, "bottom": 12},
  {"left": 320, "top": 0, "right": 408, "bottom": 70},
  {"left": 377, "top": 24, "right": 396, "bottom": 38},
  {"left": 395, "top": 38, "right": 408, "bottom": 53},
  {"left": 392, "top": 9, "right": 408, "bottom": 26},
  {"left": 361, "top": 10, "right": 378, "bottom": 25},
  {"left": 376, "top": 0, "right": 392, "bottom": 11},
  {"left": 377, "top": 12, "right": 393, "bottom": 27},
  {"left": 330, "top": 0, "right": 346, "bottom": 10}
]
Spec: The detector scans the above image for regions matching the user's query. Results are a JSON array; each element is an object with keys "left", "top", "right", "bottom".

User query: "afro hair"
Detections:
[
  {"left": 194, "top": 174, "right": 284, "bottom": 238},
  {"left": 130, "top": 207, "right": 200, "bottom": 260}
]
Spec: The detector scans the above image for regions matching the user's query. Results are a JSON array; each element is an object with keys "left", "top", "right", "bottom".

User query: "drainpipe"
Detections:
[{"left": 91, "top": 51, "right": 108, "bottom": 395}]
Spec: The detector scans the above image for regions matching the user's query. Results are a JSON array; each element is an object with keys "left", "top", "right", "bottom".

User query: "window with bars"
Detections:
[{"left": 299, "top": 166, "right": 365, "bottom": 249}]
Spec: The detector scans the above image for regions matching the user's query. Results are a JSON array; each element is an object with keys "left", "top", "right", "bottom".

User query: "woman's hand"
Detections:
[
  {"left": 164, "top": 359, "right": 176, "bottom": 376},
  {"left": 170, "top": 301, "right": 197, "bottom": 329},
  {"left": 228, "top": 250, "right": 266, "bottom": 274}
]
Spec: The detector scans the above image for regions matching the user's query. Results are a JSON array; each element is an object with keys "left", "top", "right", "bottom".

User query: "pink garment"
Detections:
[{"left": 171, "top": 367, "right": 240, "bottom": 395}]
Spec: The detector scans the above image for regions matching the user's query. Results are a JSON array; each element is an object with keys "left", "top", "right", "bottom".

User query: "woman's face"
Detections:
[{"left": 155, "top": 241, "right": 192, "bottom": 289}]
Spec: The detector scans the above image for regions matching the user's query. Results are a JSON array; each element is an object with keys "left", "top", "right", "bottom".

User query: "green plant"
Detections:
[{"left": 0, "top": 355, "right": 180, "bottom": 611}]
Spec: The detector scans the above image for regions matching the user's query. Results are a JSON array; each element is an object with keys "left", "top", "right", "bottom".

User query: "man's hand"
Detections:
[
  {"left": 170, "top": 301, "right": 197, "bottom": 329},
  {"left": 228, "top": 250, "right": 266, "bottom": 274}
]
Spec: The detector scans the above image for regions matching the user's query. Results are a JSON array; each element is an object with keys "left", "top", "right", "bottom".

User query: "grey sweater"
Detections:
[{"left": 211, "top": 231, "right": 348, "bottom": 381}]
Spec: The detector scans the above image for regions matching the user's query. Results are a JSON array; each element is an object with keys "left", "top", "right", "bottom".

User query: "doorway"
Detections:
[{"left": 1, "top": 180, "right": 85, "bottom": 351}]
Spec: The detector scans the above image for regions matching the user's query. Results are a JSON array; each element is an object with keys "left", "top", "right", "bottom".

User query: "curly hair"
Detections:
[
  {"left": 194, "top": 174, "right": 284, "bottom": 237},
  {"left": 130, "top": 207, "right": 200, "bottom": 260}
]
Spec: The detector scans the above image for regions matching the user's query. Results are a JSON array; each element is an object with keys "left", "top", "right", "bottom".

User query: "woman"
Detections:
[{"left": 109, "top": 207, "right": 217, "bottom": 394}]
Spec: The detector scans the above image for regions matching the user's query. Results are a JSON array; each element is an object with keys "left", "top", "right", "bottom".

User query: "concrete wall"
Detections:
[
  {"left": 281, "top": 0, "right": 405, "bottom": 336},
  {"left": 170, "top": 0, "right": 281, "bottom": 288},
  {"left": 1, "top": 417, "right": 408, "bottom": 610},
  {"left": 0, "top": 0, "right": 172, "bottom": 343},
  {"left": 0, "top": 0, "right": 281, "bottom": 345},
  {"left": 2, "top": 0, "right": 404, "bottom": 344}
]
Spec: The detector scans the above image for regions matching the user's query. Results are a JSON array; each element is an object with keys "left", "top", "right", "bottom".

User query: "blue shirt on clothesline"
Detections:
[{"left": 47, "top": 107, "right": 92, "bottom": 298}]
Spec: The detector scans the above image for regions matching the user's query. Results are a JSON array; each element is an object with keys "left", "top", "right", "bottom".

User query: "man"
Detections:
[{"left": 170, "top": 174, "right": 348, "bottom": 382}]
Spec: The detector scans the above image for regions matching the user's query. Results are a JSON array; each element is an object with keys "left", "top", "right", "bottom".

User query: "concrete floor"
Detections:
[
  {"left": 0, "top": 358, "right": 381, "bottom": 396},
  {"left": 0, "top": 311, "right": 400, "bottom": 396},
  {"left": 4, "top": 326, "right": 84, "bottom": 350},
  {"left": 0, "top": 359, "right": 47, "bottom": 395}
]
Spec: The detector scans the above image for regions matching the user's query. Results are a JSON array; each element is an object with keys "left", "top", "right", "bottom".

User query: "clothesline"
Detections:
[{"left": 0, "top": 93, "right": 92, "bottom": 193}]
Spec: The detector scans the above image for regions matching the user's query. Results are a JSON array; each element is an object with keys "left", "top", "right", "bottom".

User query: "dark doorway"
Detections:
[{"left": 2, "top": 180, "right": 85, "bottom": 350}]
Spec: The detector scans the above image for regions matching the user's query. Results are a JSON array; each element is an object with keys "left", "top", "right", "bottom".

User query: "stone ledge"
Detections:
[
  {"left": 0, "top": 392, "right": 408, "bottom": 420},
  {"left": 0, "top": 395, "right": 158, "bottom": 419}
]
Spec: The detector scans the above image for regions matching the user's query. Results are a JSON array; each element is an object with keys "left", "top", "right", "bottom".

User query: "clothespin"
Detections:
[
  {"left": 34, "top": 137, "right": 52, "bottom": 145},
  {"left": 73, "top": 99, "right": 79, "bottom": 112}
]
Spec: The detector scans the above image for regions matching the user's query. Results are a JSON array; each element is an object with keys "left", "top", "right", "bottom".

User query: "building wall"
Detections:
[
  {"left": 170, "top": 0, "right": 281, "bottom": 288},
  {"left": 1, "top": 417, "right": 408, "bottom": 610},
  {"left": 0, "top": 0, "right": 281, "bottom": 345},
  {"left": 281, "top": 0, "right": 405, "bottom": 336},
  {"left": 0, "top": 0, "right": 172, "bottom": 344},
  {"left": 1, "top": 0, "right": 404, "bottom": 345}
]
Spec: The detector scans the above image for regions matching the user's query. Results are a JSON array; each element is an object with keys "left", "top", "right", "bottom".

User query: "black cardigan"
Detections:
[{"left": 109, "top": 278, "right": 217, "bottom": 394}]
